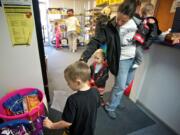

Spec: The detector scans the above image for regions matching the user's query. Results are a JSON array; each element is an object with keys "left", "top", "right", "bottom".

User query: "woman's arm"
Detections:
[{"left": 80, "top": 28, "right": 107, "bottom": 62}]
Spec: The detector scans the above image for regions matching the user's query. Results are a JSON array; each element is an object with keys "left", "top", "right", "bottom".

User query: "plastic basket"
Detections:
[{"left": 0, "top": 88, "right": 44, "bottom": 121}]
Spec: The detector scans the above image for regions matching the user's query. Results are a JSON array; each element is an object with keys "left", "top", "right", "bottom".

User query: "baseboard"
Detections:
[{"left": 136, "top": 100, "right": 178, "bottom": 135}]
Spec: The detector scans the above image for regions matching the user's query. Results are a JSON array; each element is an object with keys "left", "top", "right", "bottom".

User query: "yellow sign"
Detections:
[
  {"left": 4, "top": 5, "right": 34, "bottom": 46},
  {"left": 96, "top": 0, "right": 124, "bottom": 6},
  {"left": 109, "top": 0, "right": 124, "bottom": 5},
  {"left": 96, "top": 0, "right": 108, "bottom": 6}
]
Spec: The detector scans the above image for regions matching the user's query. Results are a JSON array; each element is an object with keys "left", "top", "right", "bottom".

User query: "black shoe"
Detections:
[{"left": 104, "top": 106, "right": 117, "bottom": 119}]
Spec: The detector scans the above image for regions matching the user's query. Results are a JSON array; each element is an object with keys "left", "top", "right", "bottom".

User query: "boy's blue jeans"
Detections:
[{"left": 106, "top": 58, "right": 135, "bottom": 111}]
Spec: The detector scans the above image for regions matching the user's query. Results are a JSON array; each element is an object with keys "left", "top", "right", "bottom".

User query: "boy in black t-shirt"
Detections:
[{"left": 43, "top": 61, "right": 100, "bottom": 135}]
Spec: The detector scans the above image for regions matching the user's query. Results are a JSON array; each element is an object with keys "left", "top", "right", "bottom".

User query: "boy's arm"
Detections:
[{"left": 43, "top": 118, "right": 72, "bottom": 129}]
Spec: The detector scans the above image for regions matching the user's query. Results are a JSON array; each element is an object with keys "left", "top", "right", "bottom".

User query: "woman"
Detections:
[{"left": 80, "top": 0, "right": 138, "bottom": 119}]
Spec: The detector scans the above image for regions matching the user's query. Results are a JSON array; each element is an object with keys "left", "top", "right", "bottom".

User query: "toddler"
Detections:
[
  {"left": 90, "top": 49, "right": 109, "bottom": 106},
  {"left": 133, "top": 3, "right": 161, "bottom": 68}
]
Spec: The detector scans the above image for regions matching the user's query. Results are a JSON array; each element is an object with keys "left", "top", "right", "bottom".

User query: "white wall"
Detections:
[
  {"left": 130, "top": 44, "right": 180, "bottom": 134},
  {"left": 0, "top": 6, "right": 44, "bottom": 97},
  {"left": 129, "top": 49, "right": 151, "bottom": 102}
]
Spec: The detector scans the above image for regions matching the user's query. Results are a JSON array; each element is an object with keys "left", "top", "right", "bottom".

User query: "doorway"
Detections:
[{"left": 37, "top": 0, "right": 96, "bottom": 102}]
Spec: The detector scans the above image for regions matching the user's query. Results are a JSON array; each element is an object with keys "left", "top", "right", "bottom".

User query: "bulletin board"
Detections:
[
  {"left": 1, "top": 0, "right": 33, "bottom": 46},
  {"left": 4, "top": 5, "right": 34, "bottom": 46},
  {"left": 1, "top": 0, "right": 31, "bottom": 5}
]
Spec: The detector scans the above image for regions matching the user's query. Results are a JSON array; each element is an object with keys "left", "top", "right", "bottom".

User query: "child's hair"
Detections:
[
  {"left": 64, "top": 61, "right": 90, "bottom": 83},
  {"left": 141, "top": 3, "right": 154, "bottom": 17},
  {"left": 101, "top": 6, "right": 111, "bottom": 16},
  {"left": 93, "top": 49, "right": 105, "bottom": 60},
  {"left": 55, "top": 21, "right": 59, "bottom": 26}
]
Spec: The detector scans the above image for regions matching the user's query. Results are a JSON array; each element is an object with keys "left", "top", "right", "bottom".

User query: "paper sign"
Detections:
[
  {"left": 1, "top": 0, "right": 31, "bottom": 5},
  {"left": 4, "top": 5, "right": 34, "bottom": 46}
]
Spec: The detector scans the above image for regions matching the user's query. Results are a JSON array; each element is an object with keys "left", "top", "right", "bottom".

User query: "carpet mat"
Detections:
[
  {"left": 44, "top": 94, "right": 155, "bottom": 135},
  {"left": 95, "top": 95, "right": 155, "bottom": 135}
]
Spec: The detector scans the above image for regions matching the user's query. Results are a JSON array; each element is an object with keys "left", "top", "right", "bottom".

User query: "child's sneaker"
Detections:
[{"left": 132, "top": 63, "right": 139, "bottom": 69}]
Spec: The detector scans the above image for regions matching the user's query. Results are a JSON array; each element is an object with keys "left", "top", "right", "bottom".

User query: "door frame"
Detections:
[{"left": 32, "top": 0, "right": 50, "bottom": 102}]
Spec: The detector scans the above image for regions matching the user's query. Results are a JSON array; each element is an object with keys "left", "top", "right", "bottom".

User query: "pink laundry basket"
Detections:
[{"left": 0, "top": 88, "right": 45, "bottom": 121}]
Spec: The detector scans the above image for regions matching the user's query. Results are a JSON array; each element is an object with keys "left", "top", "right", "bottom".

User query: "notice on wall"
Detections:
[
  {"left": 1, "top": 0, "right": 31, "bottom": 5},
  {"left": 4, "top": 5, "right": 34, "bottom": 46}
]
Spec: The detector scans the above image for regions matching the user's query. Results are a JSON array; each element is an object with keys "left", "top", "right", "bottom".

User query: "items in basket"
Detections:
[
  {"left": 1, "top": 125, "right": 28, "bottom": 135},
  {"left": 31, "top": 116, "right": 45, "bottom": 135},
  {"left": 0, "top": 116, "right": 45, "bottom": 135},
  {"left": 3, "top": 89, "right": 41, "bottom": 116},
  {"left": 0, "top": 120, "right": 33, "bottom": 135},
  {"left": 3, "top": 94, "right": 24, "bottom": 115},
  {"left": 23, "top": 92, "right": 41, "bottom": 112}
]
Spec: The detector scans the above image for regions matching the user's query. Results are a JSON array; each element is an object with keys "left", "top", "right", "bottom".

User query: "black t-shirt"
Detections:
[{"left": 62, "top": 88, "right": 100, "bottom": 135}]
